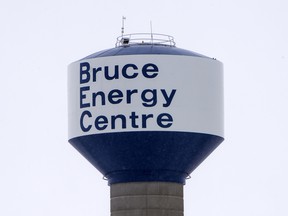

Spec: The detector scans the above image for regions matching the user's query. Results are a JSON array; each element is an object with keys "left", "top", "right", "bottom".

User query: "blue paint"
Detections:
[
  {"left": 79, "top": 44, "right": 210, "bottom": 61},
  {"left": 69, "top": 131, "right": 223, "bottom": 185}
]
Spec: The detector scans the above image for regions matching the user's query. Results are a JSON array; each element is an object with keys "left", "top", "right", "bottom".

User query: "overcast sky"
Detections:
[{"left": 1, "top": 0, "right": 288, "bottom": 215}]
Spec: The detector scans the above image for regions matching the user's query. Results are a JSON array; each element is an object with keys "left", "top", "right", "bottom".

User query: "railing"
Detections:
[{"left": 115, "top": 33, "right": 176, "bottom": 47}]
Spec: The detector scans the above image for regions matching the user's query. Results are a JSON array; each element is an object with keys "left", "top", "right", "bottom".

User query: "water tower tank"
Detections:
[{"left": 68, "top": 33, "right": 224, "bottom": 215}]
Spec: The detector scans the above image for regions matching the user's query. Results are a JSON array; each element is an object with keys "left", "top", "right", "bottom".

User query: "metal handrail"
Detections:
[{"left": 115, "top": 33, "right": 176, "bottom": 47}]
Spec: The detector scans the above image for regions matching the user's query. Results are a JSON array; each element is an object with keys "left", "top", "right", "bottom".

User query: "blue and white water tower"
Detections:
[{"left": 68, "top": 33, "right": 224, "bottom": 216}]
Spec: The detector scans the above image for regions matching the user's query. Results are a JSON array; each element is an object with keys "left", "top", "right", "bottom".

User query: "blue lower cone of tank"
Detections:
[{"left": 69, "top": 131, "right": 223, "bottom": 185}]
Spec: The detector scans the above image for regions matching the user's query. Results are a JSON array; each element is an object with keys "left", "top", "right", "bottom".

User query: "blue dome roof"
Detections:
[{"left": 80, "top": 44, "right": 210, "bottom": 60}]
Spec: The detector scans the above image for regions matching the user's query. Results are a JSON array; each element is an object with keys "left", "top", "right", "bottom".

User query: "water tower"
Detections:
[{"left": 68, "top": 33, "right": 224, "bottom": 216}]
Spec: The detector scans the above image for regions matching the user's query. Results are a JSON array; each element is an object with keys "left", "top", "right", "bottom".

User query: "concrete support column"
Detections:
[{"left": 110, "top": 182, "right": 183, "bottom": 216}]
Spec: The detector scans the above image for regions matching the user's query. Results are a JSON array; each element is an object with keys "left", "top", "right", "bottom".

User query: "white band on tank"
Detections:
[{"left": 68, "top": 55, "right": 223, "bottom": 139}]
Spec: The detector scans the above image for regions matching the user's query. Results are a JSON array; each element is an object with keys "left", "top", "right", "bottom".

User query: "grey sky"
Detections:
[{"left": 0, "top": 0, "right": 287, "bottom": 215}]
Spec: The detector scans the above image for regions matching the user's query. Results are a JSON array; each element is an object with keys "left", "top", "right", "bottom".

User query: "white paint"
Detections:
[{"left": 68, "top": 55, "right": 223, "bottom": 139}]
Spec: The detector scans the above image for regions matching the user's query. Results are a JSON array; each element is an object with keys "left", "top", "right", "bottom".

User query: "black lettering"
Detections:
[
  {"left": 111, "top": 114, "right": 126, "bottom": 129},
  {"left": 142, "top": 114, "right": 154, "bottom": 128},
  {"left": 92, "top": 67, "right": 102, "bottom": 82},
  {"left": 80, "top": 110, "right": 92, "bottom": 132},
  {"left": 92, "top": 91, "right": 106, "bottom": 106},
  {"left": 80, "top": 62, "right": 90, "bottom": 84},
  {"left": 127, "top": 89, "right": 138, "bottom": 104},
  {"left": 122, "top": 64, "right": 138, "bottom": 79},
  {"left": 104, "top": 65, "right": 119, "bottom": 80},
  {"left": 95, "top": 116, "right": 108, "bottom": 130},
  {"left": 161, "top": 89, "right": 177, "bottom": 107},
  {"left": 142, "top": 63, "right": 159, "bottom": 78},
  {"left": 157, "top": 113, "right": 173, "bottom": 128},
  {"left": 129, "top": 112, "right": 139, "bottom": 128},
  {"left": 142, "top": 89, "right": 157, "bottom": 107},
  {"left": 108, "top": 89, "right": 123, "bottom": 104},
  {"left": 80, "top": 86, "right": 90, "bottom": 108}
]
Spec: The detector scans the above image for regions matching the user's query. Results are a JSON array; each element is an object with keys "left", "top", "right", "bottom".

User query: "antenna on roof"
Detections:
[
  {"left": 121, "top": 16, "right": 126, "bottom": 37},
  {"left": 150, "top": 21, "right": 153, "bottom": 44}
]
